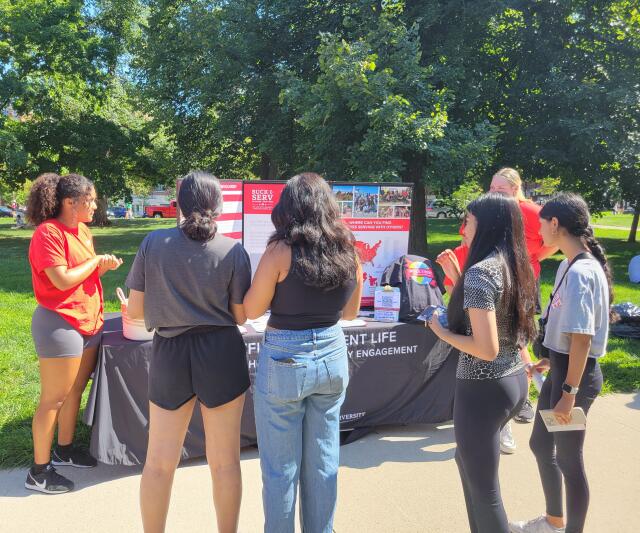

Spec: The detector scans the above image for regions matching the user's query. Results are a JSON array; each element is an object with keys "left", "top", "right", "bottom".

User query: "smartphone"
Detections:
[{"left": 417, "top": 305, "right": 448, "bottom": 328}]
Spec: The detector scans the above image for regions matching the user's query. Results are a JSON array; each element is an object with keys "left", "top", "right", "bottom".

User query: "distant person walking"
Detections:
[{"left": 25, "top": 172, "right": 122, "bottom": 494}]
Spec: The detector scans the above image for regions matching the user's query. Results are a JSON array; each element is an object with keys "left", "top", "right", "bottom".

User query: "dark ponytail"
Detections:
[
  {"left": 540, "top": 193, "right": 613, "bottom": 304},
  {"left": 178, "top": 170, "right": 222, "bottom": 242},
  {"left": 26, "top": 172, "right": 94, "bottom": 226}
]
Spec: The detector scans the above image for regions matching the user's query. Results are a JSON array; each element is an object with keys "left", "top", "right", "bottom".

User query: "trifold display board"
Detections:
[
  {"left": 176, "top": 179, "right": 412, "bottom": 307},
  {"left": 241, "top": 181, "right": 412, "bottom": 307},
  {"left": 332, "top": 183, "right": 412, "bottom": 306}
]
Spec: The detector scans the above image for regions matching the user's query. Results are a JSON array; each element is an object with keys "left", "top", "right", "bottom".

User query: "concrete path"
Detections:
[{"left": 1, "top": 392, "right": 638, "bottom": 532}]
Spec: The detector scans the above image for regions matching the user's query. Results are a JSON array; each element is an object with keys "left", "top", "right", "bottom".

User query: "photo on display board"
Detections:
[
  {"left": 380, "top": 186, "right": 411, "bottom": 206},
  {"left": 333, "top": 185, "right": 354, "bottom": 202},
  {"left": 353, "top": 186, "right": 379, "bottom": 217},
  {"left": 378, "top": 205, "right": 394, "bottom": 218},
  {"left": 341, "top": 203, "right": 354, "bottom": 217},
  {"left": 394, "top": 205, "right": 411, "bottom": 218}
]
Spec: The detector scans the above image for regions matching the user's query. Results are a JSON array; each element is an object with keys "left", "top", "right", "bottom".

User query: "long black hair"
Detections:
[
  {"left": 269, "top": 172, "right": 357, "bottom": 289},
  {"left": 540, "top": 192, "right": 613, "bottom": 303},
  {"left": 178, "top": 170, "right": 223, "bottom": 242},
  {"left": 448, "top": 193, "right": 537, "bottom": 343},
  {"left": 26, "top": 173, "right": 94, "bottom": 226}
]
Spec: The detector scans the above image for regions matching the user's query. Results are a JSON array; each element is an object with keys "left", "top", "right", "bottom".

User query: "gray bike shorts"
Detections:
[{"left": 31, "top": 305, "right": 102, "bottom": 358}]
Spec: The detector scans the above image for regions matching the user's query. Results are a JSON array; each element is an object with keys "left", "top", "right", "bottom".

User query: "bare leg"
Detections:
[
  {"left": 57, "top": 345, "right": 98, "bottom": 445},
  {"left": 140, "top": 398, "right": 196, "bottom": 533},
  {"left": 200, "top": 394, "right": 246, "bottom": 533},
  {"left": 32, "top": 357, "right": 82, "bottom": 464}
]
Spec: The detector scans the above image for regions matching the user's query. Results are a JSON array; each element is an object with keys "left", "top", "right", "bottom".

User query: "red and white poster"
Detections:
[
  {"left": 333, "top": 183, "right": 412, "bottom": 306},
  {"left": 242, "top": 182, "right": 286, "bottom": 276},
  {"left": 217, "top": 180, "right": 243, "bottom": 240}
]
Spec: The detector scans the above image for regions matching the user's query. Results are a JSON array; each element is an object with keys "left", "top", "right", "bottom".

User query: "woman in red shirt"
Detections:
[{"left": 25, "top": 173, "right": 122, "bottom": 494}]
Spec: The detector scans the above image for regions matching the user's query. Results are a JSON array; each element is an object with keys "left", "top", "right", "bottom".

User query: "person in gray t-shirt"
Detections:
[
  {"left": 125, "top": 171, "right": 251, "bottom": 533},
  {"left": 511, "top": 193, "right": 612, "bottom": 533}
]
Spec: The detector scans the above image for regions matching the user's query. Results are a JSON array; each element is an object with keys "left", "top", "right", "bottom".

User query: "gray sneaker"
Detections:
[
  {"left": 509, "top": 516, "right": 565, "bottom": 532},
  {"left": 500, "top": 421, "right": 516, "bottom": 454}
]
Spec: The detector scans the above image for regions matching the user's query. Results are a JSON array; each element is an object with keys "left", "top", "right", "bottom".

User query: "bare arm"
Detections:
[
  {"left": 230, "top": 303, "right": 247, "bottom": 325},
  {"left": 552, "top": 333, "right": 591, "bottom": 423},
  {"left": 44, "top": 257, "right": 103, "bottom": 291},
  {"left": 243, "top": 243, "right": 288, "bottom": 320},
  {"left": 428, "top": 307, "right": 500, "bottom": 361},
  {"left": 126, "top": 289, "right": 145, "bottom": 320},
  {"left": 341, "top": 260, "right": 363, "bottom": 320}
]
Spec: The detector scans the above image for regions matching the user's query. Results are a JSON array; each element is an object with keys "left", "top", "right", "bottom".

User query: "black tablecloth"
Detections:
[{"left": 84, "top": 314, "right": 457, "bottom": 465}]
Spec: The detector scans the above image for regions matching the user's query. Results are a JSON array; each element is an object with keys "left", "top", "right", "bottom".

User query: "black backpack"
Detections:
[{"left": 379, "top": 255, "right": 445, "bottom": 322}]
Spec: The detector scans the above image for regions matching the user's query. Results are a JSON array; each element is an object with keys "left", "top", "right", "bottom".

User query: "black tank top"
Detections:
[{"left": 268, "top": 247, "right": 357, "bottom": 330}]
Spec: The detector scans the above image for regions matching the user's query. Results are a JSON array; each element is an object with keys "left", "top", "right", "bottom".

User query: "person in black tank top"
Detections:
[{"left": 244, "top": 173, "right": 362, "bottom": 533}]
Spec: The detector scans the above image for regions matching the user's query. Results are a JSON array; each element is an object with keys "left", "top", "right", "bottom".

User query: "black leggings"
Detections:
[
  {"left": 454, "top": 371, "right": 528, "bottom": 533},
  {"left": 529, "top": 351, "right": 603, "bottom": 533}
]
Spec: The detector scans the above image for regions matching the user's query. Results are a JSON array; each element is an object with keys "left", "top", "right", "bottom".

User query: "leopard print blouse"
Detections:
[{"left": 456, "top": 254, "right": 525, "bottom": 380}]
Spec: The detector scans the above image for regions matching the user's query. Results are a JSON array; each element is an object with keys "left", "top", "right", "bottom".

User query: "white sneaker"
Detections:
[
  {"left": 500, "top": 421, "right": 516, "bottom": 454},
  {"left": 509, "top": 516, "right": 565, "bottom": 532}
]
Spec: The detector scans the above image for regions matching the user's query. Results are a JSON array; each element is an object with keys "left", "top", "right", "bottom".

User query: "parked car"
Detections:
[
  {"left": 0, "top": 205, "right": 26, "bottom": 225},
  {"left": 426, "top": 199, "right": 458, "bottom": 219},
  {"left": 144, "top": 201, "right": 177, "bottom": 218},
  {"left": 107, "top": 206, "right": 127, "bottom": 218}
]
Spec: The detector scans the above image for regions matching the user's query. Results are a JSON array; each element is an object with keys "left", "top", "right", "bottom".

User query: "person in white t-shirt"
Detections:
[{"left": 510, "top": 193, "right": 612, "bottom": 533}]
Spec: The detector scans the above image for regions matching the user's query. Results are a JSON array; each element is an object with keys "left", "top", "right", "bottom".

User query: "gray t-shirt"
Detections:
[
  {"left": 126, "top": 227, "right": 251, "bottom": 337},
  {"left": 543, "top": 257, "right": 609, "bottom": 358},
  {"left": 457, "top": 254, "right": 525, "bottom": 380}
]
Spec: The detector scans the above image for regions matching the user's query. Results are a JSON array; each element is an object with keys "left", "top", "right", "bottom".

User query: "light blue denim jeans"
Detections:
[{"left": 254, "top": 324, "right": 349, "bottom": 533}]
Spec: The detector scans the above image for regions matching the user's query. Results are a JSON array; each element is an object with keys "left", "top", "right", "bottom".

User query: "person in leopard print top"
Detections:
[{"left": 428, "top": 193, "right": 537, "bottom": 533}]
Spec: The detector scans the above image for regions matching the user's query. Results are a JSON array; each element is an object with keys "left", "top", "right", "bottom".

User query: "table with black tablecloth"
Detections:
[{"left": 83, "top": 314, "right": 457, "bottom": 465}]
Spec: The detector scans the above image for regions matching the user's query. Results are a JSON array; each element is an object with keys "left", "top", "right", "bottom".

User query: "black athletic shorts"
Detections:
[{"left": 149, "top": 325, "right": 250, "bottom": 410}]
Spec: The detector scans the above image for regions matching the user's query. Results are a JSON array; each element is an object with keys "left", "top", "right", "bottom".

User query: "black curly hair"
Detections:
[
  {"left": 268, "top": 172, "right": 358, "bottom": 289},
  {"left": 26, "top": 173, "right": 95, "bottom": 226}
]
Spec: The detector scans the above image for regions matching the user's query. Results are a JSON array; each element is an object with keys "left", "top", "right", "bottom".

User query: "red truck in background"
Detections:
[{"left": 144, "top": 201, "right": 177, "bottom": 218}]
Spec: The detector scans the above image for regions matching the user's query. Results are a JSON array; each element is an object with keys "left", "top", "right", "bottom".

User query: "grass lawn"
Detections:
[
  {"left": 592, "top": 213, "right": 637, "bottom": 229},
  {"left": 0, "top": 217, "right": 638, "bottom": 467}
]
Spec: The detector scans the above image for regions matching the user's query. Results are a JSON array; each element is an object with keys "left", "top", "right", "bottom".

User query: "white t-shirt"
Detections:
[{"left": 543, "top": 257, "right": 610, "bottom": 358}]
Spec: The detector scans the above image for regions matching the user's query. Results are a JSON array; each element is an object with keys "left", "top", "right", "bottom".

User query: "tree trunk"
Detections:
[
  {"left": 628, "top": 202, "right": 639, "bottom": 243},
  {"left": 402, "top": 156, "right": 428, "bottom": 257},
  {"left": 259, "top": 154, "right": 279, "bottom": 180},
  {"left": 92, "top": 196, "right": 111, "bottom": 227}
]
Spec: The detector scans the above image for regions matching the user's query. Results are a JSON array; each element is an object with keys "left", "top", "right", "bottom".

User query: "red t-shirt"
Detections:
[
  {"left": 448, "top": 199, "right": 545, "bottom": 282},
  {"left": 518, "top": 200, "right": 544, "bottom": 279},
  {"left": 29, "top": 219, "right": 104, "bottom": 335},
  {"left": 443, "top": 244, "right": 469, "bottom": 288}
]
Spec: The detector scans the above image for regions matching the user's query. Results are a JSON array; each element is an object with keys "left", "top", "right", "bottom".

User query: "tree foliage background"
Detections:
[{"left": 1, "top": 0, "right": 639, "bottom": 243}]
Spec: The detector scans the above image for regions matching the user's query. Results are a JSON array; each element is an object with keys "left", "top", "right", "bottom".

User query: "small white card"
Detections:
[{"left": 539, "top": 407, "right": 587, "bottom": 432}]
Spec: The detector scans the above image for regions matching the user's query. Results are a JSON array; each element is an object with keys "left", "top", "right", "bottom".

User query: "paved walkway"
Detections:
[{"left": 1, "top": 392, "right": 638, "bottom": 532}]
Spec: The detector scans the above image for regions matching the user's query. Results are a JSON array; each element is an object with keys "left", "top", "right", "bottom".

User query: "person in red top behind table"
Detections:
[
  {"left": 24, "top": 173, "right": 123, "bottom": 495},
  {"left": 438, "top": 167, "right": 558, "bottom": 452}
]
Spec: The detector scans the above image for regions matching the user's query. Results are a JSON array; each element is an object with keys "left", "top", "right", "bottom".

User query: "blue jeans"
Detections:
[{"left": 254, "top": 324, "right": 349, "bottom": 533}]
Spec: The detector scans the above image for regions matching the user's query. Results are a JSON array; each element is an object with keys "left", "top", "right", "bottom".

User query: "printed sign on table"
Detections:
[
  {"left": 242, "top": 181, "right": 286, "bottom": 276},
  {"left": 333, "top": 183, "right": 412, "bottom": 307}
]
